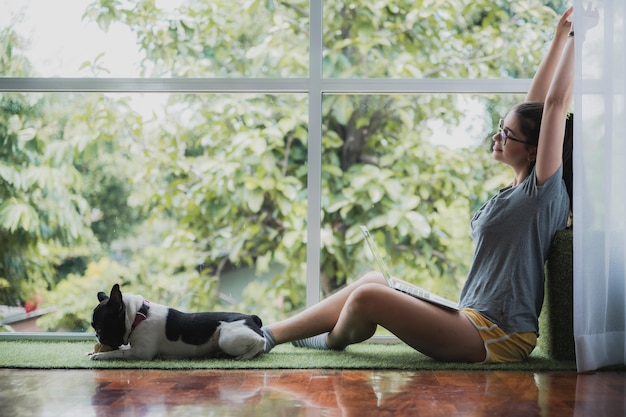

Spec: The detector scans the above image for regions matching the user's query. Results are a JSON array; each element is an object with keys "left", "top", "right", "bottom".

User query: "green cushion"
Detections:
[{"left": 538, "top": 229, "right": 575, "bottom": 360}]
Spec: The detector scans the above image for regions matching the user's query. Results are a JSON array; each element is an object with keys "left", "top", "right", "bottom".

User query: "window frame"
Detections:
[{"left": 0, "top": 2, "right": 530, "bottom": 340}]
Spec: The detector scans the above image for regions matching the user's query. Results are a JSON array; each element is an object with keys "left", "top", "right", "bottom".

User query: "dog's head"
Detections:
[{"left": 91, "top": 284, "right": 127, "bottom": 348}]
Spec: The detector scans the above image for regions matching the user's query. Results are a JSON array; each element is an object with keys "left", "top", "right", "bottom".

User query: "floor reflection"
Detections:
[{"left": 0, "top": 368, "right": 623, "bottom": 417}]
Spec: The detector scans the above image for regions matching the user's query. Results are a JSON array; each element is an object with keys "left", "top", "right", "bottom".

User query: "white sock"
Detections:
[
  {"left": 291, "top": 333, "right": 332, "bottom": 350},
  {"left": 261, "top": 326, "right": 276, "bottom": 353}
]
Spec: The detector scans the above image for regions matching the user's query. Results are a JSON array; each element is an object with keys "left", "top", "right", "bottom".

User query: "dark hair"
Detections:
[
  {"left": 562, "top": 113, "right": 574, "bottom": 212},
  {"left": 509, "top": 102, "right": 574, "bottom": 212}
]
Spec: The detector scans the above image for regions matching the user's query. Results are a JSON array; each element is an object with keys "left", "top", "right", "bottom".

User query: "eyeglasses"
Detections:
[{"left": 498, "top": 119, "right": 532, "bottom": 146}]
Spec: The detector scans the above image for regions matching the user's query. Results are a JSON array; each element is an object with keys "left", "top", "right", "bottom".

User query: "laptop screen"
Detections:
[{"left": 360, "top": 226, "right": 393, "bottom": 285}]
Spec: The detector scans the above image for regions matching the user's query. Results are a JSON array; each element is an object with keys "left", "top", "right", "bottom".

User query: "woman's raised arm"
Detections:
[
  {"left": 534, "top": 12, "right": 574, "bottom": 186},
  {"left": 526, "top": 6, "right": 573, "bottom": 103}
]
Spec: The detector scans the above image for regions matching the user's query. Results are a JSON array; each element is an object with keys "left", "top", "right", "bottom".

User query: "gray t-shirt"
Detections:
[{"left": 459, "top": 165, "right": 570, "bottom": 334}]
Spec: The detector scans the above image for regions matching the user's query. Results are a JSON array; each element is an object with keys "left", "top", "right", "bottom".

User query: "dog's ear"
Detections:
[
  {"left": 109, "top": 284, "right": 123, "bottom": 308},
  {"left": 97, "top": 292, "right": 109, "bottom": 302}
]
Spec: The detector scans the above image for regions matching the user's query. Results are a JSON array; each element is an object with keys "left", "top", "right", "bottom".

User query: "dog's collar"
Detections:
[{"left": 131, "top": 300, "right": 150, "bottom": 332}]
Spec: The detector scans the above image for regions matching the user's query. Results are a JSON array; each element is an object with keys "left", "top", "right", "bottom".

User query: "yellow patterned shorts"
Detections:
[{"left": 461, "top": 308, "right": 537, "bottom": 363}]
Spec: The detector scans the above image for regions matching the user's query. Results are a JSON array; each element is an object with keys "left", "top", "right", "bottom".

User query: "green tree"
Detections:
[
  {"left": 0, "top": 26, "right": 94, "bottom": 305},
  {"left": 69, "top": 93, "right": 151, "bottom": 247}
]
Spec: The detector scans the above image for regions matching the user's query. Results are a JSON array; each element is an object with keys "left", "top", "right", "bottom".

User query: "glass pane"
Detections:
[
  {"left": 0, "top": 92, "right": 307, "bottom": 333},
  {"left": 0, "top": 0, "right": 309, "bottom": 78},
  {"left": 319, "top": 94, "right": 524, "bottom": 309},
  {"left": 323, "top": 1, "right": 561, "bottom": 78}
]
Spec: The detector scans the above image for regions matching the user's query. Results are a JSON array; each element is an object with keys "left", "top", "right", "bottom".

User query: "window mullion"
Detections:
[{"left": 306, "top": 0, "right": 324, "bottom": 308}]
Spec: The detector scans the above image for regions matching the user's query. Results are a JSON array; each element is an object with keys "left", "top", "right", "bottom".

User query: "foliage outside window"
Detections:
[{"left": 0, "top": 0, "right": 567, "bottom": 333}]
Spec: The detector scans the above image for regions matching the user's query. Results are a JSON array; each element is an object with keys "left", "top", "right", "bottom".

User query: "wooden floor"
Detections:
[{"left": 1, "top": 368, "right": 624, "bottom": 416}]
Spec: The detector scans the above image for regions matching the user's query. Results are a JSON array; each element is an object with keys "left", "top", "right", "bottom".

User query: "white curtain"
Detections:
[{"left": 574, "top": 0, "right": 626, "bottom": 372}]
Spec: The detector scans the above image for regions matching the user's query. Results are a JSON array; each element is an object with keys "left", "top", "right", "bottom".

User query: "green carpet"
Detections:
[{"left": 0, "top": 341, "right": 576, "bottom": 371}]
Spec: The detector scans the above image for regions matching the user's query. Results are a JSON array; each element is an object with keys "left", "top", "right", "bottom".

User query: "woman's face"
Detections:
[{"left": 492, "top": 113, "right": 536, "bottom": 169}]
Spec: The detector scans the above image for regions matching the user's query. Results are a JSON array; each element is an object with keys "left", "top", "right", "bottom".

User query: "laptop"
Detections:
[{"left": 360, "top": 225, "right": 459, "bottom": 310}]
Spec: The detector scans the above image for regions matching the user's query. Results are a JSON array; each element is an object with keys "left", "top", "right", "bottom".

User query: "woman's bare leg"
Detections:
[
  {"left": 266, "top": 271, "right": 486, "bottom": 362},
  {"left": 266, "top": 272, "right": 387, "bottom": 344},
  {"left": 327, "top": 282, "right": 486, "bottom": 362}
]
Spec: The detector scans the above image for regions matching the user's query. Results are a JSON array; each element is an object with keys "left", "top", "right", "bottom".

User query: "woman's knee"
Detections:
[
  {"left": 344, "top": 283, "right": 385, "bottom": 316},
  {"left": 338, "top": 273, "right": 387, "bottom": 322},
  {"left": 333, "top": 284, "right": 382, "bottom": 345}
]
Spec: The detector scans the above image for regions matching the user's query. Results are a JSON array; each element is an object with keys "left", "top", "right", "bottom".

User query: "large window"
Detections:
[{"left": 0, "top": 1, "right": 563, "bottom": 335}]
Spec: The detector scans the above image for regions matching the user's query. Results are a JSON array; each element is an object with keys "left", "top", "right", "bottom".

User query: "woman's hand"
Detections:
[
  {"left": 555, "top": 6, "right": 574, "bottom": 39},
  {"left": 526, "top": 6, "right": 574, "bottom": 103}
]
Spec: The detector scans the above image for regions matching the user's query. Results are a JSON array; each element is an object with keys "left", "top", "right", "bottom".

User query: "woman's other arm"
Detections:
[
  {"left": 526, "top": 6, "right": 573, "bottom": 103},
  {"left": 535, "top": 12, "right": 574, "bottom": 186}
]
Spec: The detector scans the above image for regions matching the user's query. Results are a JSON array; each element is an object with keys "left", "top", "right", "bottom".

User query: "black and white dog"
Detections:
[{"left": 89, "top": 284, "right": 265, "bottom": 361}]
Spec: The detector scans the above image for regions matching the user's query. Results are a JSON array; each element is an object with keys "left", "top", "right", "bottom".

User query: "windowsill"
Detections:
[{"left": 0, "top": 332, "right": 96, "bottom": 341}]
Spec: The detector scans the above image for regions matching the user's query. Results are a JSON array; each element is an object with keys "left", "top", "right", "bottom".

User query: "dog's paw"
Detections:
[
  {"left": 93, "top": 342, "right": 117, "bottom": 353},
  {"left": 233, "top": 341, "right": 266, "bottom": 360}
]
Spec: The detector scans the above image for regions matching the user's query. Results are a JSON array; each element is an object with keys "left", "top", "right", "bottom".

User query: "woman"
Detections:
[{"left": 262, "top": 7, "right": 575, "bottom": 363}]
